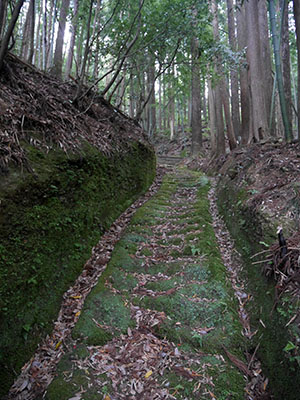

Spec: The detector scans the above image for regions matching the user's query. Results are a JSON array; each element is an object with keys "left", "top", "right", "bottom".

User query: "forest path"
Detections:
[{"left": 43, "top": 165, "right": 256, "bottom": 400}]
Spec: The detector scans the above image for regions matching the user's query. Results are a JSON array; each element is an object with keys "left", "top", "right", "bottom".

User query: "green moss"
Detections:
[
  {"left": 45, "top": 168, "right": 247, "bottom": 398},
  {"left": 217, "top": 179, "right": 300, "bottom": 398},
  {"left": 73, "top": 290, "right": 132, "bottom": 345},
  {"left": 110, "top": 269, "right": 138, "bottom": 291},
  {"left": 0, "top": 140, "right": 155, "bottom": 396}
]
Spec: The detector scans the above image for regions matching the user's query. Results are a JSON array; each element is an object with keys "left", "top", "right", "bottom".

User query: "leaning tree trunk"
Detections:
[{"left": 0, "top": 0, "right": 25, "bottom": 72}]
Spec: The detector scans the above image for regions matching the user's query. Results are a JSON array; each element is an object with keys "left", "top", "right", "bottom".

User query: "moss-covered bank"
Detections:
[
  {"left": 0, "top": 140, "right": 155, "bottom": 396},
  {"left": 217, "top": 179, "right": 300, "bottom": 399}
]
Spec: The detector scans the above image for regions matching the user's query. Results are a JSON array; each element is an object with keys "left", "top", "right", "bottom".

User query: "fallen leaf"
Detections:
[
  {"left": 18, "top": 379, "right": 29, "bottom": 392},
  {"left": 145, "top": 370, "right": 153, "bottom": 379},
  {"left": 55, "top": 340, "right": 62, "bottom": 350},
  {"left": 223, "top": 346, "right": 252, "bottom": 376}
]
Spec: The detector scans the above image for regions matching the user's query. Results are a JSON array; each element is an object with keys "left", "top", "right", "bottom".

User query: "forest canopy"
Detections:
[{"left": 0, "top": 0, "right": 299, "bottom": 155}]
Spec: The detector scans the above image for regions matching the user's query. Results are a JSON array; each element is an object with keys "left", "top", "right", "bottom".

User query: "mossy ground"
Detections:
[
  {"left": 217, "top": 181, "right": 300, "bottom": 399},
  {"left": 0, "top": 140, "right": 155, "bottom": 396},
  {"left": 47, "top": 168, "right": 247, "bottom": 399}
]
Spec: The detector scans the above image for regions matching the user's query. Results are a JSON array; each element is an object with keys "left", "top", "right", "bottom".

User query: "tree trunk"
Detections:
[
  {"left": 269, "top": 0, "right": 292, "bottom": 142},
  {"left": 27, "top": 0, "right": 35, "bottom": 63},
  {"left": 0, "top": 0, "right": 25, "bottom": 71},
  {"left": 42, "top": 0, "right": 47, "bottom": 70},
  {"left": 211, "top": 0, "right": 236, "bottom": 151},
  {"left": 51, "top": 0, "right": 70, "bottom": 78},
  {"left": 258, "top": 0, "right": 275, "bottom": 136},
  {"left": 293, "top": 0, "right": 300, "bottom": 139},
  {"left": 65, "top": 0, "right": 78, "bottom": 79},
  {"left": 245, "top": 0, "right": 269, "bottom": 141},
  {"left": 33, "top": 1, "right": 41, "bottom": 67},
  {"left": 46, "top": 0, "right": 57, "bottom": 69},
  {"left": 147, "top": 55, "right": 156, "bottom": 136},
  {"left": 281, "top": 0, "right": 293, "bottom": 137},
  {"left": 169, "top": 70, "right": 175, "bottom": 141},
  {"left": 191, "top": 34, "right": 202, "bottom": 154},
  {"left": 158, "top": 74, "right": 162, "bottom": 132},
  {"left": 236, "top": 2, "right": 250, "bottom": 144},
  {"left": 208, "top": 77, "right": 225, "bottom": 156},
  {"left": 227, "top": 0, "right": 240, "bottom": 139},
  {"left": 0, "top": 0, "right": 8, "bottom": 39},
  {"left": 20, "top": 0, "right": 33, "bottom": 59}
]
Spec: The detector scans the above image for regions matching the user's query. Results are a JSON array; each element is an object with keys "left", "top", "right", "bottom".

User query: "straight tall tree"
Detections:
[
  {"left": 51, "top": 0, "right": 70, "bottom": 78},
  {"left": 227, "top": 0, "right": 240, "bottom": 139},
  {"left": 191, "top": 6, "right": 202, "bottom": 154},
  {"left": 245, "top": 0, "right": 269, "bottom": 141},
  {"left": 236, "top": 2, "right": 250, "bottom": 144},
  {"left": 293, "top": 0, "right": 300, "bottom": 139}
]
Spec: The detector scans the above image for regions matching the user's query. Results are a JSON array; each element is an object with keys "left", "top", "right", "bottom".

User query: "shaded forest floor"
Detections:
[{"left": 10, "top": 166, "right": 271, "bottom": 400}]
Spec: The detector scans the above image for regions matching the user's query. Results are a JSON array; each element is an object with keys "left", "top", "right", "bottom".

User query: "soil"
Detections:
[{"left": 0, "top": 52, "right": 148, "bottom": 174}]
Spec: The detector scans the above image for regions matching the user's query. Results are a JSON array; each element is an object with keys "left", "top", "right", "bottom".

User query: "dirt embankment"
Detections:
[
  {"left": 215, "top": 142, "right": 300, "bottom": 399},
  {"left": 0, "top": 54, "right": 156, "bottom": 397}
]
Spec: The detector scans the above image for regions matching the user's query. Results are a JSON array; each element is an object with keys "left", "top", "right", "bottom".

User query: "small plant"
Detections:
[{"left": 191, "top": 332, "right": 203, "bottom": 347}]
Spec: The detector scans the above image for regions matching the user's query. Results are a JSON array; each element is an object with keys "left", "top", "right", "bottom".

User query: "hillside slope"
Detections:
[{"left": 0, "top": 54, "right": 156, "bottom": 396}]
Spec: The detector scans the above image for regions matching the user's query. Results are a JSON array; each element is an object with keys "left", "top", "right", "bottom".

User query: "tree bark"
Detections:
[
  {"left": 293, "top": 0, "right": 300, "bottom": 139},
  {"left": 281, "top": 0, "right": 293, "bottom": 137},
  {"left": 0, "top": 0, "right": 8, "bottom": 40},
  {"left": 51, "top": 0, "right": 70, "bottom": 78},
  {"left": 227, "top": 0, "right": 240, "bottom": 139},
  {"left": 46, "top": 0, "right": 57, "bottom": 69},
  {"left": 0, "top": 0, "right": 25, "bottom": 72},
  {"left": 27, "top": 0, "right": 35, "bottom": 63},
  {"left": 245, "top": 0, "right": 269, "bottom": 141},
  {"left": 211, "top": 0, "right": 236, "bottom": 151},
  {"left": 20, "top": 0, "right": 35, "bottom": 63},
  {"left": 65, "top": 0, "right": 78, "bottom": 79},
  {"left": 269, "top": 0, "right": 291, "bottom": 142},
  {"left": 147, "top": 54, "right": 156, "bottom": 136},
  {"left": 236, "top": 1, "right": 250, "bottom": 144},
  {"left": 258, "top": 0, "right": 274, "bottom": 136},
  {"left": 191, "top": 34, "right": 202, "bottom": 154}
]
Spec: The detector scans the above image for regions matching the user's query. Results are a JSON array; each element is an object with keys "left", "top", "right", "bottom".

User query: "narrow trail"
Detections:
[{"left": 9, "top": 162, "right": 271, "bottom": 400}]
